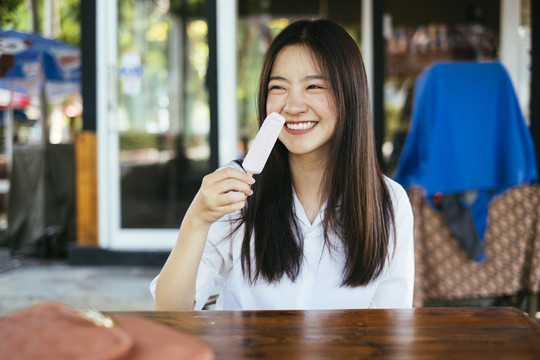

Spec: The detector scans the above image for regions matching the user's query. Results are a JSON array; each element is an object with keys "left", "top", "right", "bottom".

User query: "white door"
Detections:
[{"left": 96, "top": 0, "right": 237, "bottom": 250}]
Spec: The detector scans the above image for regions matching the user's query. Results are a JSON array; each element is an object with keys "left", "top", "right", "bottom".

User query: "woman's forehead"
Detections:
[{"left": 271, "top": 45, "right": 324, "bottom": 75}]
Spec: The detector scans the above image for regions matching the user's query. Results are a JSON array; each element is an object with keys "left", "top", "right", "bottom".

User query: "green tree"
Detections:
[
  {"left": 57, "top": 0, "right": 80, "bottom": 46},
  {"left": 0, "top": 0, "right": 80, "bottom": 47},
  {"left": 0, "top": 0, "right": 29, "bottom": 30}
]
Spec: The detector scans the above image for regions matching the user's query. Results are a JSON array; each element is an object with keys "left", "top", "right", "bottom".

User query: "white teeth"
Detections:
[{"left": 286, "top": 122, "right": 316, "bottom": 130}]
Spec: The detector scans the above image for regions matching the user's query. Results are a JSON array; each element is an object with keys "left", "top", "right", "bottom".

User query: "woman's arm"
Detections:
[{"left": 154, "top": 168, "right": 254, "bottom": 310}]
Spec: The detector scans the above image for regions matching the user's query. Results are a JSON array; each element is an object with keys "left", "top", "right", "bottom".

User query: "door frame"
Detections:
[{"left": 96, "top": 0, "right": 237, "bottom": 250}]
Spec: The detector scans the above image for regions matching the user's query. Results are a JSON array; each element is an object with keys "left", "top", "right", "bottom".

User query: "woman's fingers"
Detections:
[
  {"left": 218, "top": 197, "right": 248, "bottom": 213},
  {"left": 196, "top": 168, "right": 254, "bottom": 212},
  {"left": 215, "top": 178, "right": 253, "bottom": 196},
  {"left": 202, "top": 169, "right": 254, "bottom": 195},
  {"left": 203, "top": 182, "right": 251, "bottom": 209},
  {"left": 211, "top": 168, "right": 254, "bottom": 186}
]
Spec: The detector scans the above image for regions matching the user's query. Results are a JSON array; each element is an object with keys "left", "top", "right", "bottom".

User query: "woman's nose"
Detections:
[{"left": 284, "top": 91, "right": 308, "bottom": 114}]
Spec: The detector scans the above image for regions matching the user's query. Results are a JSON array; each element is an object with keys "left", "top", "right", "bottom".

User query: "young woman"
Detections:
[{"left": 152, "top": 19, "right": 414, "bottom": 310}]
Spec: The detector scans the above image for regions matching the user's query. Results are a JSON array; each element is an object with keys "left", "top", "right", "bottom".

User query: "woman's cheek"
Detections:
[{"left": 266, "top": 96, "right": 285, "bottom": 115}]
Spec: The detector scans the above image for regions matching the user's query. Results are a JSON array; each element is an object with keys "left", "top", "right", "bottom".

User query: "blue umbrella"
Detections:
[
  {"left": 0, "top": 31, "right": 81, "bottom": 167},
  {"left": 0, "top": 30, "right": 81, "bottom": 96}
]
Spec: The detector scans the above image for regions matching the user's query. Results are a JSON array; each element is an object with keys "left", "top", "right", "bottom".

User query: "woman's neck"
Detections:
[{"left": 289, "top": 153, "right": 327, "bottom": 224}]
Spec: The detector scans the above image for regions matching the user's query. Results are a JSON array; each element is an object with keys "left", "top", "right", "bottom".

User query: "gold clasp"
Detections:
[{"left": 77, "top": 309, "right": 115, "bottom": 328}]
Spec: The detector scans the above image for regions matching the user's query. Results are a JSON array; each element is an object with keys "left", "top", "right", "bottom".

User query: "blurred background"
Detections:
[{"left": 0, "top": 0, "right": 538, "bottom": 317}]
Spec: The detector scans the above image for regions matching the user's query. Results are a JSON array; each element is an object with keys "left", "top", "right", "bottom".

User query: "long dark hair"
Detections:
[{"left": 237, "top": 19, "right": 395, "bottom": 287}]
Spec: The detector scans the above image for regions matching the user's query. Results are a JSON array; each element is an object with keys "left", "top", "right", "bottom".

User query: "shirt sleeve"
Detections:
[
  {"left": 371, "top": 180, "right": 415, "bottom": 308},
  {"left": 148, "top": 212, "right": 237, "bottom": 309},
  {"left": 192, "top": 214, "right": 236, "bottom": 310}
]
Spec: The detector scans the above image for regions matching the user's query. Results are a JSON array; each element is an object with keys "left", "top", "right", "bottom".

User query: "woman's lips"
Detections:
[{"left": 284, "top": 121, "right": 317, "bottom": 134}]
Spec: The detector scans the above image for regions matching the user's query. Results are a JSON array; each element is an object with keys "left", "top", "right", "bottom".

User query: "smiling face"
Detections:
[{"left": 266, "top": 45, "right": 337, "bottom": 160}]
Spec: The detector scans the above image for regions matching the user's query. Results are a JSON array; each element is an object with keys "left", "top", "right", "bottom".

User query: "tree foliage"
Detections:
[
  {"left": 0, "top": 0, "right": 80, "bottom": 47},
  {"left": 57, "top": 0, "right": 80, "bottom": 46},
  {"left": 0, "top": 0, "right": 27, "bottom": 29}
]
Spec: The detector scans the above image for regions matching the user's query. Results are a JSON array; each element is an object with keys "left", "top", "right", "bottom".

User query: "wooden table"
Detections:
[{"left": 108, "top": 307, "right": 540, "bottom": 359}]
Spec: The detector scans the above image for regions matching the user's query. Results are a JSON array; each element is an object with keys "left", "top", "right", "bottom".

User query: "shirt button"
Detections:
[{"left": 304, "top": 280, "right": 311, "bottom": 286}]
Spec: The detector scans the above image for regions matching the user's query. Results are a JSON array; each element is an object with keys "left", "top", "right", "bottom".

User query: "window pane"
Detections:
[{"left": 118, "top": 0, "right": 210, "bottom": 228}]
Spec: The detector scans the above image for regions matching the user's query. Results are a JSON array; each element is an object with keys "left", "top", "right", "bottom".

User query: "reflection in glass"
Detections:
[
  {"left": 118, "top": 0, "right": 210, "bottom": 228},
  {"left": 383, "top": 1, "right": 500, "bottom": 174}
]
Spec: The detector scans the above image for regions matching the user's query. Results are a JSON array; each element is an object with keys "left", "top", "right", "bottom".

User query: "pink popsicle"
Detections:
[{"left": 242, "top": 112, "right": 285, "bottom": 175}]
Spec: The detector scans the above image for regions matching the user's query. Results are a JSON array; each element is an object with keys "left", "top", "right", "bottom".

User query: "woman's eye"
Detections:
[
  {"left": 269, "top": 85, "right": 284, "bottom": 91},
  {"left": 307, "top": 84, "right": 324, "bottom": 90}
]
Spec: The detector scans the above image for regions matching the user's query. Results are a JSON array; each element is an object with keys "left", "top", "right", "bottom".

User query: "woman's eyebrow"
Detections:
[
  {"left": 269, "top": 75, "right": 326, "bottom": 82},
  {"left": 269, "top": 76, "right": 288, "bottom": 82},
  {"left": 303, "top": 75, "right": 325, "bottom": 81}
]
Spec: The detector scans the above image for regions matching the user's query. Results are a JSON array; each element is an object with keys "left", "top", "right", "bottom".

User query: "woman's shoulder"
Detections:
[
  {"left": 383, "top": 175, "right": 413, "bottom": 220},
  {"left": 383, "top": 175, "right": 408, "bottom": 202}
]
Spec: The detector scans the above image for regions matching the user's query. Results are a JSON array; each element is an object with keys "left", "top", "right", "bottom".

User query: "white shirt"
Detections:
[{"left": 151, "top": 166, "right": 414, "bottom": 310}]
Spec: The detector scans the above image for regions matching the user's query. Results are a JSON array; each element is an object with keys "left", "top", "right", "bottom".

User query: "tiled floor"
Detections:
[{"left": 0, "top": 247, "right": 160, "bottom": 317}]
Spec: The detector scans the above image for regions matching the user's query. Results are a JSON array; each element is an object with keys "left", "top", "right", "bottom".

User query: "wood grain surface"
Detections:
[{"left": 108, "top": 307, "right": 540, "bottom": 359}]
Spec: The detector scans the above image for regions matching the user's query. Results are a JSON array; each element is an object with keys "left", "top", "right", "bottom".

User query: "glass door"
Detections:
[
  {"left": 97, "top": 0, "right": 214, "bottom": 250},
  {"left": 116, "top": 0, "right": 211, "bottom": 230}
]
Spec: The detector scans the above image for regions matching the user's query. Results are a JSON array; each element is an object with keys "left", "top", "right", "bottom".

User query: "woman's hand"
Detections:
[{"left": 187, "top": 167, "right": 254, "bottom": 228}]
